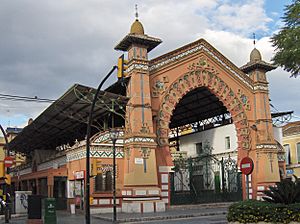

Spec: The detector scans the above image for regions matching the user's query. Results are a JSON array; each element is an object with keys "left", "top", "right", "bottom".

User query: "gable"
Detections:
[{"left": 149, "top": 38, "right": 253, "bottom": 90}]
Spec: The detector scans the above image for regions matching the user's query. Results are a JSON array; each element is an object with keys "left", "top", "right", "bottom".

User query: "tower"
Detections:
[
  {"left": 241, "top": 47, "right": 279, "bottom": 199},
  {"left": 115, "top": 12, "right": 165, "bottom": 212}
]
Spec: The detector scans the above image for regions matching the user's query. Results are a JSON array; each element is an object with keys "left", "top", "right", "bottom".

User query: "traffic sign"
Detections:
[
  {"left": 240, "top": 157, "right": 254, "bottom": 175},
  {"left": 4, "top": 156, "right": 14, "bottom": 168}
]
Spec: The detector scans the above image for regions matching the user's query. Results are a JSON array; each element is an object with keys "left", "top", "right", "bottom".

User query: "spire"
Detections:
[
  {"left": 135, "top": 4, "right": 139, "bottom": 20},
  {"left": 253, "top": 33, "right": 256, "bottom": 47},
  {"left": 114, "top": 6, "right": 162, "bottom": 52}
]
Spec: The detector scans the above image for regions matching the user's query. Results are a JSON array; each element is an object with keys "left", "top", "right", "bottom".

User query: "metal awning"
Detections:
[{"left": 8, "top": 83, "right": 128, "bottom": 153}]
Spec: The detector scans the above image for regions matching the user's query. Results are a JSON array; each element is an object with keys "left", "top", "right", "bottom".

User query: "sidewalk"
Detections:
[
  {"left": 0, "top": 213, "right": 27, "bottom": 220},
  {"left": 92, "top": 202, "right": 231, "bottom": 223}
]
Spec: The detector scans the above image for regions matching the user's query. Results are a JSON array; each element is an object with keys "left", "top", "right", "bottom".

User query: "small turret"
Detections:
[{"left": 114, "top": 6, "right": 161, "bottom": 53}]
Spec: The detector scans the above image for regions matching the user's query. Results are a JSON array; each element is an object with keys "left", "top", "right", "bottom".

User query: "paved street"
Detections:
[
  {"left": 5, "top": 214, "right": 227, "bottom": 224},
  {"left": 2, "top": 211, "right": 111, "bottom": 224},
  {"left": 3, "top": 203, "right": 229, "bottom": 223}
]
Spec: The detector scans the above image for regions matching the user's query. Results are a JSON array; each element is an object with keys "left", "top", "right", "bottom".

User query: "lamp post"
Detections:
[
  {"left": 85, "top": 66, "right": 117, "bottom": 224},
  {"left": 109, "top": 128, "right": 119, "bottom": 223}
]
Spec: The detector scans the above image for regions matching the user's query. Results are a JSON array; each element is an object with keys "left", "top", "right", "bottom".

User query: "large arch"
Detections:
[{"left": 156, "top": 57, "right": 251, "bottom": 154}]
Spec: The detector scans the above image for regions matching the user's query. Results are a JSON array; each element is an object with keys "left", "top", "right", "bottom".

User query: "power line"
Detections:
[{"left": 0, "top": 93, "right": 55, "bottom": 103}]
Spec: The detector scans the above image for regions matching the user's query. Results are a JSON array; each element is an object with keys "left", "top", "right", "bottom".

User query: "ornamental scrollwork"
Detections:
[
  {"left": 237, "top": 89, "right": 251, "bottom": 110},
  {"left": 151, "top": 76, "right": 169, "bottom": 97},
  {"left": 156, "top": 57, "right": 251, "bottom": 150}
]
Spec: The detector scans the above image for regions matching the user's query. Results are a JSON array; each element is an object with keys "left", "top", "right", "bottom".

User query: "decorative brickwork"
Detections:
[{"left": 156, "top": 58, "right": 251, "bottom": 150}]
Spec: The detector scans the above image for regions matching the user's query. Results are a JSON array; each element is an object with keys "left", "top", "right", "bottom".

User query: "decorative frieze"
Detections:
[
  {"left": 93, "top": 131, "right": 124, "bottom": 144},
  {"left": 150, "top": 43, "right": 253, "bottom": 90},
  {"left": 254, "top": 85, "right": 269, "bottom": 91},
  {"left": 127, "top": 63, "right": 149, "bottom": 73},
  {"left": 256, "top": 144, "right": 277, "bottom": 149},
  {"left": 124, "top": 137, "right": 155, "bottom": 144},
  {"left": 66, "top": 148, "right": 124, "bottom": 162}
]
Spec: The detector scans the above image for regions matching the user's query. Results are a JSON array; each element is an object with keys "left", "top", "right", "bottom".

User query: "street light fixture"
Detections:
[
  {"left": 109, "top": 128, "right": 119, "bottom": 223},
  {"left": 85, "top": 66, "right": 117, "bottom": 224}
]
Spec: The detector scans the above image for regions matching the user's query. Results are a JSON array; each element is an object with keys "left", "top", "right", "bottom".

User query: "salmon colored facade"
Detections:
[
  {"left": 10, "top": 17, "right": 283, "bottom": 213},
  {"left": 115, "top": 17, "right": 281, "bottom": 209}
]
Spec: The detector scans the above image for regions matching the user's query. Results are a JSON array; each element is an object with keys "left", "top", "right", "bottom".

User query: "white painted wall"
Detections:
[
  {"left": 273, "top": 126, "right": 283, "bottom": 144},
  {"left": 179, "top": 124, "right": 237, "bottom": 157}
]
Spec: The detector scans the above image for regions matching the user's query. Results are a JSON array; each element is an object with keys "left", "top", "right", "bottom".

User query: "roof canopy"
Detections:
[
  {"left": 170, "top": 87, "right": 228, "bottom": 129},
  {"left": 8, "top": 84, "right": 128, "bottom": 154}
]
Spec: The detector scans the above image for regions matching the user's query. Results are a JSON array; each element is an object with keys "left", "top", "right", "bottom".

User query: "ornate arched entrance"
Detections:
[
  {"left": 153, "top": 56, "right": 251, "bottom": 203},
  {"left": 115, "top": 18, "right": 280, "bottom": 210},
  {"left": 155, "top": 56, "right": 251, "bottom": 151}
]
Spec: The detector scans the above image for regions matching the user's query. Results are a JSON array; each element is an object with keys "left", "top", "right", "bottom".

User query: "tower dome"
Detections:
[
  {"left": 250, "top": 48, "right": 262, "bottom": 62},
  {"left": 130, "top": 19, "right": 144, "bottom": 35}
]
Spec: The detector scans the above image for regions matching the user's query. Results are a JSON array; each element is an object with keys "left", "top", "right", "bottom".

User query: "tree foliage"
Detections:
[{"left": 271, "top": 0, "right": 300, "bottom": 77}]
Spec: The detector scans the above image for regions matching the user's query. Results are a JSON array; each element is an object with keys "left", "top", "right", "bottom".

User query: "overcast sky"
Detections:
[{"left": 0, "top": 0, "right": 299, "bottom": 133}]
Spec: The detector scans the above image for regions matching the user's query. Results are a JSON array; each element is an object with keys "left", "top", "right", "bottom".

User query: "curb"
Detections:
[
  {"left": 93, "top": 211, "right": 228, "bottom": 223},
  {"left": 0, "top": 213, "right": 27, "bottom": 220},
  {"left": 168, "top": 202, "right": 233, "bottom": 210}
]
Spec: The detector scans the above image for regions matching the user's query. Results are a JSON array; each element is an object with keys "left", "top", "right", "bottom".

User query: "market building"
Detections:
[{"left": 7, "top": 16, "right": 284, "bottom": 213}]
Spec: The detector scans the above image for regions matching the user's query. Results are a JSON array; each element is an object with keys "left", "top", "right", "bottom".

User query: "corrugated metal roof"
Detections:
[{"left": 8, "top": 83, "right": 128, "bottom": 153}]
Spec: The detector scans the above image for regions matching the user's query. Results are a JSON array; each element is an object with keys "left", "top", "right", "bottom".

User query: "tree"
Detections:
[{"left": 271, "top": 0, "right": 300, "bottom": 77}]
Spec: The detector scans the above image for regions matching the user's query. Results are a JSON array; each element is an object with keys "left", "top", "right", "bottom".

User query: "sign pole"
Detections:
[
  {"left": 240, "top": 157, "right": 254, "bottom": 200},
  {"left": 246, "top": 174, "right": 249, "bottom": 200}
]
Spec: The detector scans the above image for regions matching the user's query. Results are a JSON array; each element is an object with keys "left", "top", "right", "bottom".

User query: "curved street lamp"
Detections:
[
  {"left": 85, "top": 66, "right": 117, "bottom": 224},
  {"left": 109, "top": 128, "right": 119, "bottom": 223}
]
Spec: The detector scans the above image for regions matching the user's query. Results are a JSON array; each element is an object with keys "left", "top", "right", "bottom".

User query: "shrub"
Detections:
[
  {"left": 227, "top": 200, "right": 300, "bottom": 223},
  {"left": 263, "top": 177, "right": 300, "bottom": 204}
]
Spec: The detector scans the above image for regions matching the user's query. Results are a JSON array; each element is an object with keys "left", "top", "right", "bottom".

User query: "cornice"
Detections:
[{"left": 149, "top": 38, "right": 254, "bottom": 90}]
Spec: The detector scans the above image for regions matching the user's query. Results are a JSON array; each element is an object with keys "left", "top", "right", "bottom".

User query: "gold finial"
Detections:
[
  {"left": 135, "top": 4, "right": 138, "bottom": 20},
  {"left": 253, "top": 33, "right": 256, "bottom": 47}
]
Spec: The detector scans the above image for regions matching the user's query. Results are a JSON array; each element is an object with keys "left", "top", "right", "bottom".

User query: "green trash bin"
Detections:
[{"left": 44, "top": 198, "right": 57, "bottom": 224}]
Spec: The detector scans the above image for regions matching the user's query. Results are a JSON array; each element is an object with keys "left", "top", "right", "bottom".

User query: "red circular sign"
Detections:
[
  {"left": 240, "top": 157, "right": 254, "bottom": 175},
  {"left": 4, "top": 156, "right": 14, "bottom": 168}
]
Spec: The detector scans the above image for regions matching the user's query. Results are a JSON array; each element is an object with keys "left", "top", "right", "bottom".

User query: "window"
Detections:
[
  {"left": 297, "top": 143, "right": 300, "bottom": 163},
  {"left": 284, "top": 144, "right": 291, "bottom": 165},
  {"left": 95, "top": 174, "right": 103, "bottom": 192},
  {"left": 105, "top": 171, "right": 112, "bottom": 191},
  {"left": 196, "top": 142, "right": 203, "bottom": 155},
  {"left": 95, "top": 171, "right": 113, "bottom": 192},
  {"left": 225, "top": 136, "right": 231, "bottom": 149}
]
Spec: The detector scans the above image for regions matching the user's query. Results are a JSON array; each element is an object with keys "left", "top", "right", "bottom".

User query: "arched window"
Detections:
[{"left": 284, "top": 144, "right": 291, "bottom": 165}]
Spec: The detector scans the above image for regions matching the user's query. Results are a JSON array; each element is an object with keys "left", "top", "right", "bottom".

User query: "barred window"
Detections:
[{"left": 95, "top": 171, "right": 113, "bottom": 192}]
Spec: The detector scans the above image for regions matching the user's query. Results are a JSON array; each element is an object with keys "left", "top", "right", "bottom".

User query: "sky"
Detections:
[{"left": 0, "top": 0, "right": 299, "bottom": 134}]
